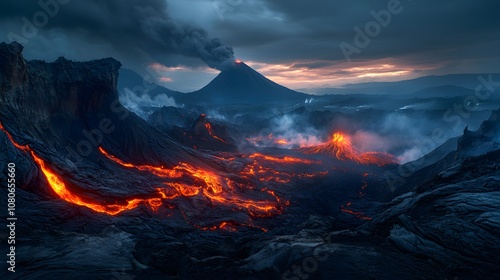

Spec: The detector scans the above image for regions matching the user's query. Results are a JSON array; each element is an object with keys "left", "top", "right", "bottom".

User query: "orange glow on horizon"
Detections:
[{"left": 242, "top": 60, "right": 434, "bottom": 90}]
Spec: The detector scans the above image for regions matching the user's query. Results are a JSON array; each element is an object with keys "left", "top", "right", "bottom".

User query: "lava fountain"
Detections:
[{"left": 303, "top": 132, "right": 398, "bottom": 166}]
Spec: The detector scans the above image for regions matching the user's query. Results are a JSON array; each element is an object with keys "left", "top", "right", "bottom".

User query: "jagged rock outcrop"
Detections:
[
  {"left": 362, "top": 111, "right": 500, "bottom": 278},
  {"left": 455, "top": 109, "right": 500, "bottom": 158}
]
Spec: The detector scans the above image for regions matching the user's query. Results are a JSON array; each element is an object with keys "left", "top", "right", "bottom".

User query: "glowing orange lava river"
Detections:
[{"left": 0, "top": 121, "right": 329, "bottom": 229}]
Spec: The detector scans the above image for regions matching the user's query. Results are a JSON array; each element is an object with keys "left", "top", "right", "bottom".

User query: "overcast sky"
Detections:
[{"left": 1, "top": 0, "right": 499, "bottom": 92}]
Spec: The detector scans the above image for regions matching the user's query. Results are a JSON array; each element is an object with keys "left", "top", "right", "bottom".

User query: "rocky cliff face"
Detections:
[
  {"left": 0, "top": 42, "right": 121, "bottom": 118},
  {"left": 0, "top": 42, "right": 194, "bottom": 170}
]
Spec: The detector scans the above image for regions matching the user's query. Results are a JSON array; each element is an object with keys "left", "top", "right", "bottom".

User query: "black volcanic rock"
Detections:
[
  {"left": 362, "top": 110, "right": 500, "bottom": 278},
  {"left": 455, "top": 109, "right": 500, "bottom": 158},
  {"left": 147, "top": 105, "right": 198, "bottom": 130},
  {"left": 364, "top": 150, "right": 500, "bottom": 278},
  {"left": 0, "top": 41, "right": 26, "bottom": 93},
  {"left": 189, "top": 61, "right": 309, "bottom": 104}
]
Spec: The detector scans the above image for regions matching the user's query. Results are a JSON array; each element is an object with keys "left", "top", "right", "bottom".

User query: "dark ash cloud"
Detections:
[
  {"left": 1, "top": 0, "right": 499, "bottom": 90},
  {"left": 0, "top": 0, "right": 234, "bottom": 70}
]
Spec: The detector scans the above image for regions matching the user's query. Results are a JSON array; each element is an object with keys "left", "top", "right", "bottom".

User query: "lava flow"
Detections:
[
  {"left": 248, "top": 153, "right": 320, "bottom": 165},
  {"left": 246, "top": 133, "right": 290, "bottom": 147},
  {"left": 98, "top": 147, "right": 285, "bottom": 218},
  {"left": 1, "top": 120, "right": 329, "bottom": 230},
  {"left": 0, "top": 122, "right": 168, "bottom": 215},
  {"left": 240, "top": 153, "right": 327, "bottom": 184},
  {"left": 32, "top": 152, "right": 170, "bottom": 215},
  {"left": 303, "top": 132, "right": 398, "bottom": 166},
  {"left": 340, "top": 202, "right": 372, "bottom": 221},
  {"left": 204, "top": 122, "right": 227, "bottom": 143},
  {"left": 1, "top": 121, "right": 286, "bottom": 222}
]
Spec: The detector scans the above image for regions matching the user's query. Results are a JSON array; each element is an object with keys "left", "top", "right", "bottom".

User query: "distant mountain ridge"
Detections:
[{"left": 310, "top": 73, "right": 500, "bottom": 95}]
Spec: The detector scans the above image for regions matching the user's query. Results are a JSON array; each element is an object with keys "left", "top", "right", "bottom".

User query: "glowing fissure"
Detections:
[
  {"left": 0, "top": 122, "right": 30, "bottom": 152},
  {"left": 304, "top": 132, "right": 398, "bottom": 166},
  {"left": 340, "top": 173, "right": 372, "bottom": 220},
  {"left": 204, "top": 122, "right": 227, "bottom": 144},
  {"left": 247, "top": 153, "right": 320, "bottom": 165},
  {"left": 240, "top": 153, "right": 327, "bottom": 184},
  {"left": 340, "top": 205, "right": 372, "bottom": 221},
  {"left": 247, "top": 133, "right": 289, "bottom": 147}
]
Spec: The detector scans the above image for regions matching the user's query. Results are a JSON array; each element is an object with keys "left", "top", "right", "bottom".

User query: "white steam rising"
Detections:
[{"left": 120, "top": 88, "right": 180, "bottom": 118}]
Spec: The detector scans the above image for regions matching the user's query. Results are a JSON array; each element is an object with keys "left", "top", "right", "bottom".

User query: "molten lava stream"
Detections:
[
  {"left": 204, "top": 122, "right": 227, "bottom": 143},
  {"left": 340, "top": 202, "right": 372, "bottom": 221},
  {"left": 303, "top": 132, "right": 398, "bottom": 166},
  {"left": 98, "top": 147, "right": 284, "bottom": 218},
  {"left": 248, "top": 153, "right": 320, "bottom": 165},
  {"left": 1, "top": 121, "right": 316, "bottom": 231},
  {"left": 0, "top": 122, "right": 167, "bottom": 215}
]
